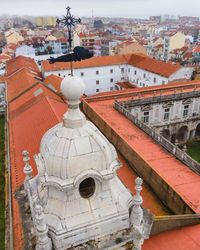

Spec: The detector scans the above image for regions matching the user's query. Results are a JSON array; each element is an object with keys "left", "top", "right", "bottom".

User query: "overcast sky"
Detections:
[{"left": 0, "top": 0, "right": 200, "bottom": 18}]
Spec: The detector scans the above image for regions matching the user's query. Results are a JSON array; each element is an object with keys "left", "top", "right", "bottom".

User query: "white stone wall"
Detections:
[
  {"left": 43, "top": 64, "right": 127, "bottom": 96},
  {"left": 127, "top": 65, "right": 168, "bottom": 87},
  {"left": 169, "top": 67, "right": 194, "bottom": 82},
  {"left": 131, "top": 97, "right": 200, "bottom": 126},
  {"left": 42, "top": 62, "right": 193, "bottom": 95},
  {"left": 15, "top": 45, "right": 35, "bottom": 57}
]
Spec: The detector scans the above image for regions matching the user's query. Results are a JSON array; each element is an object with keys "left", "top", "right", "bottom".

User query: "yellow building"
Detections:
[
  {"left": 46, "top": 35, "right": 57, "bottom": 41},
  {"left": 163, "top": 31, "right": 186, "bottom": 60},
  {"left": 36, "top": 16, "right": 57, "bottom": 27},
  {"left": 5, "top": 31, "right": 24, "bottom": 44}
]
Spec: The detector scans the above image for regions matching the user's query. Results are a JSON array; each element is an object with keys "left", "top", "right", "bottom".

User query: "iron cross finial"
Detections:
[{"left": 56, "top": 6, "right": 81, "bottom": 51}]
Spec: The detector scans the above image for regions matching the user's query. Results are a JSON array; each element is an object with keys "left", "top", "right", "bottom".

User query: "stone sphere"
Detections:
[{"left": 61, "top": 75, "right": 85, "bottom": 101}]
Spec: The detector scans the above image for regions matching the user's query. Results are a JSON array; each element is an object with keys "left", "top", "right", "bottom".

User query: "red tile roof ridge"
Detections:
[
  {"left": 42, "top": 54, "right": 132, "bottom": 72},
  {"left": 9, "top": 80, "right": 63, "bottom": 105},
  {"left": 10, "top": 94, "right": 64, "bottom": 120},
  {"left": 6, "top": 67, "right": 34, "bottom": 80},
  {"left": 46, "top": 96, "right": 65, "bottom": 121},
  {"left": 6, "top": 55, "right": 40, "bottom": 77}
]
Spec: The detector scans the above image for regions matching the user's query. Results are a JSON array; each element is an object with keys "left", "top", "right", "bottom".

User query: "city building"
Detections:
[
  {"left": 5, "top": 30, "right": 24, "bottom": 44},
  {"left": 15, "top": 45, "right": 36, "bottom": 57},
  {"left": 114, "top": 39, "right": 147, "bottom": 55},
  {"left": 41, "top": 53, "right": 193, "bottom": 95},
  {"left": 163, "top": 32, "right": 186, "bottom": 61},
  {"left": 36, "top": 16, "right": 57, "bottom": 27}
]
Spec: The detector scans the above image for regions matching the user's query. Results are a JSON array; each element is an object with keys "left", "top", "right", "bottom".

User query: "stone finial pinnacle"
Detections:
[
  {"left": 34, "top": 203, "right": 52, "bottom": 250},
  {"left": 22, "top": 150, "right": 32, "bottom": 182},
  {"left": 133, "top": 177, "right": 143, "bottom": 206}
]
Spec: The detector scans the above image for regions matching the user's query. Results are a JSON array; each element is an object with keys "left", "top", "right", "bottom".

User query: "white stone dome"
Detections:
[
  {"left": 39, "top": 121, "right": 119, "bottom": 184},
  {"left": 38, "top": 76, "right": 120, "bottom": 188}
]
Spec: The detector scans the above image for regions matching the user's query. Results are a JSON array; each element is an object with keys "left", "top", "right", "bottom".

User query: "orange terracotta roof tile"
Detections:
[
  {"left": 42, "top": 54, "right": 130, "bottom": 72},
  {"left": 44, "top": 74, "right": 63, "bottom": 93},
  {"left": 144, "top": 225, "right": 200, "bottom": 250},
  {"left": 9, "top": 94, "right": 66, "bottom": 248},
  {"left": 115, "top": 81, "right": 137, "bottom": 89},
  {"left": 128, "top": 54, "right": 181, "bottom": 77},
  {"left": 7, "top": 68, "right": 39, "bottom": 102},
  {"left": 9, "top": 82, "right": 63, "bottom": 115},
  {"left": 0, "top": 76, "right": 6, "bottom": 83},
  {"left": 6, "top": 55, "right": 41, "bottom": 77}
]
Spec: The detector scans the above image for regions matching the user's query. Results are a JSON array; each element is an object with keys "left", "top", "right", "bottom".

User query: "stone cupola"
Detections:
[{"left": 24, "top": 75, "right": 153, "bottom": 250}]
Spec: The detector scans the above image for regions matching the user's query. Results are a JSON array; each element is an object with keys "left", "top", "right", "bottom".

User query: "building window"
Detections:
[
  {"left": 121, "top": 68, "right": 124, "bottom": 73},
  {"left": 164, "top": 108, "right": 170, "bottom": 121},
  {"left": 110, "top": 78, "right": 113, "bottom": 83},
  {"left": 143, "top": 111, "right": 149, "bottom": 123},
  {"left": 162, "top": 81, "right": 165, "bottom": 85},
  {"left": 110, "top": 69, "right": 113, "bottom": 73},
  {"left": 96, "top": 80, "right": 99, "bottom": 85},
  {"left": 144, "top": 73, "right": 146, "bottom": 78},
  {"left": 153, "top": 77, "right": 157, "bottom": 83},
  {"left": 81, "top": 72, "right": 84, "bottom": 76},
  {"left": 96, "top": 70, "right": 99, "bottom": 75},
  {"left": 183, "top": 105, "right": 189, "bottom": 118},
  {"left": 79, "top": 178, "right": 95, "bottom": 199},
  {"left": 58, "top": 73, "right": 61, "bottom": 76},
  {"left": 110, "top": 87, "right": 113, "bottom": 90},
  {"left": 135, "top": 70, "right": 137, "bottom": 75},
  {"left": 96, "top": 89, "right": 99, "bottom": 92},
  {"left": 128, "top": 68, "right": 130, "bottom": 73}
]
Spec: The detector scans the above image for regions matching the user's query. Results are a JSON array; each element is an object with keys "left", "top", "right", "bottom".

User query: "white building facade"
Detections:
[
  {"left": 130, "top": 91, "right": 200, "bottom": 142},
  {"left": 15, "top": 45, "right": 36, "bottom": 57},
  {"left": 42, "top": 57, "right": 193, "bottom": 96}
]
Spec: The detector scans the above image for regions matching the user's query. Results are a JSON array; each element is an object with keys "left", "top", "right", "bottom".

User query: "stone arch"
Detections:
[
  {"left": 161, "top": 129, "right": 170, "bottom": 140},
  {"left": 171, "top": 134, "right": 176, "bottom": 143},
  {"left": 195, "top": 123, "right": 200, "bottom": 137},
  {"left": 177, "top": 126, "right": 189, "bottom": 141}
]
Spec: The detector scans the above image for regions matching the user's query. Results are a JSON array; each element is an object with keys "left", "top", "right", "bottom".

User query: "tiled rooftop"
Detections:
[
  {"left": 6, "top": 55, "right": 41, "bottom": 77},
  {"left": 43, "top": 74, "right": 63, "bottom": 93},
  {"left": 42, "top": 53, "right": 181, "bottom": 78},
  {"left": 7, "top": 68, "right": 39, "bottom": 102}
]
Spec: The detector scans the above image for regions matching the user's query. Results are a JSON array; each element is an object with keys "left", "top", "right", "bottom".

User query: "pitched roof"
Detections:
[
  {"left": 42, "top": 54, "right": 130, "bottom": 72},
  {"left": 6, "top": 55, "right": 41, "bottom": 77},
  {"left": 129, "top": 54, "right": 181, "bottom": 77},
  {"left": 43, "top": 74, "right": 63, "bottom": 93},
  {"left": 42, "top": 53, "right": 181, "bottom": 78},
  {"left": 7, "top": 68, "right": 39, "bottom": 102},
  {"left": 9, "top": 91, "right": 66, "bottom": 250},
  {"left": 9, "top": 82, "right": 63, "bottom": 115}
]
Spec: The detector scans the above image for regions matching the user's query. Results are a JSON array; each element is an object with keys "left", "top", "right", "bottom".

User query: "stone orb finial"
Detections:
[
  {"left": 61, "top": 76, "right": 85, "bottom": 103},
  {"left": 135, "top": 177, "right": 143, "bottom": 186}
]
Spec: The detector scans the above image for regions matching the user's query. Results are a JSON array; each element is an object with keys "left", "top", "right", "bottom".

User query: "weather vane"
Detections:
[{"left": 48, "top": 6, "right": 93, "bottom": 76}]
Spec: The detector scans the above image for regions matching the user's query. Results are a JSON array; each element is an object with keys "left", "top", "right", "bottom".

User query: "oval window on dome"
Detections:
[{"left": 79, "top": 177, "right": 96, "bottom": 199}]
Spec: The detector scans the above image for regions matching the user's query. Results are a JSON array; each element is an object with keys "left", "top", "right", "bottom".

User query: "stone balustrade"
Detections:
[{"left": 115, "top": 100, "right": 200, "bottom": 175}]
